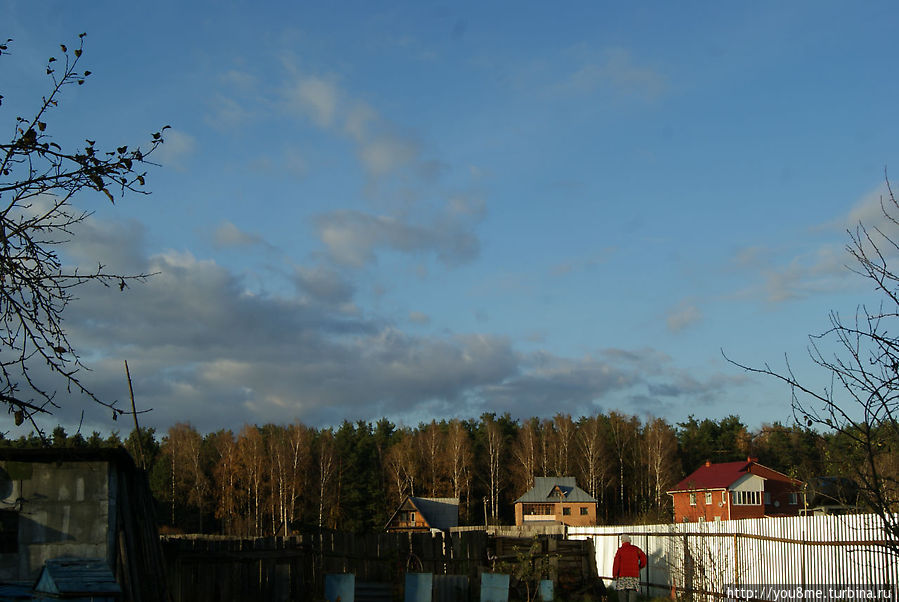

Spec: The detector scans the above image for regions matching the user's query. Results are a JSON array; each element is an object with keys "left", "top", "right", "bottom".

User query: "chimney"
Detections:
[{"left": 705, "top": 460, "right": 711, "bottom": 467}]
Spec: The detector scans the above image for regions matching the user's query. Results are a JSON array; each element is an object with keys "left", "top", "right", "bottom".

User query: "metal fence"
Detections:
[{"left": 568, "top": 513, "right": 899, "bottom": 600}]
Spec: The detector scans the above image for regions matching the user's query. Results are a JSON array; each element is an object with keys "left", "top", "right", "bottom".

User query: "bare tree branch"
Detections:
[{"left": 0, "top": 34, "right": 167, "bottom": 426}]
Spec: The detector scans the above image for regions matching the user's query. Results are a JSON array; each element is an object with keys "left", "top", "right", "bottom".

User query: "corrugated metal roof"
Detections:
[
  {"left": 515, "top": 477, "right": 596, "bottom": 503},
  {"left": 669, "top": 461, "right": 751, "bottom": 492},
  {"left": 669, "top": 460, "right": 803, "bottom": 493}
]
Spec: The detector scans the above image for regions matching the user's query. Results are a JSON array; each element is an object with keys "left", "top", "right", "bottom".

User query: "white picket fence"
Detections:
[{"left": 569, "top": 514, "right": 898, "bottom": 599}]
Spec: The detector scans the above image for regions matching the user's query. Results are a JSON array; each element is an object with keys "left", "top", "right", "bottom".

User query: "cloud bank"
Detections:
[{"left": 43, "top": 216, "right": 734, "bottom": 433}]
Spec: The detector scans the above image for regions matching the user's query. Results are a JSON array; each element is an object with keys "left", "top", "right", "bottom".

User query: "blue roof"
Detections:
[
  {"left": 514, "top": 477, "right": 597, "bottom": 504},
  {"left": 409, "top": 497, "right": 459, "bottom": 530}
]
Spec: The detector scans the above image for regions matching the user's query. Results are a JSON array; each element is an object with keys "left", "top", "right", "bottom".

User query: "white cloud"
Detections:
[
  {"left": 358, "top": 135, "right": 419, "bottom": 177},
  {"left": 315, "top": 209, "right": 479, "bottom": 267},
  {"left": 207, "top": 95, "right": 255, "bottom": 130},
  {"left": 409, "top": 311, "right": 430, "bottom": 325},
  {"left": 730, "top": 183, "right": 895, "bottom": 304},
  {"left": 152, "top": 129, "right": 197, "bottom": 170},
  {"left": 286, "top": 76, "right": 340, "bottom": 127},
  {"left": 33, "top": 214, "right": 735, "bottom": 433},
  {"left": 220, "top": 69, "right": 258, "bottom": 91},
  {"left": 667, "top": 303, "right": 702, "bottom": 332},
  {"left": 281, "top": 73, "right": 421, "bottom": 179},
  {"left": 293, "top": 265, "right": 355, "bottom": 304},
  {"left": 212, "top": 221, "right": 264, "bottom": 249},
  {"left": 546, "top": 47, "right": 668, "bottom": 102}
]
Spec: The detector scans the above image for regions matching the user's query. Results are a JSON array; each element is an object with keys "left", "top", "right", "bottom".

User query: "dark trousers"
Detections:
[{"left": 617, "top": 588, "right": 637, "bottom": 602}]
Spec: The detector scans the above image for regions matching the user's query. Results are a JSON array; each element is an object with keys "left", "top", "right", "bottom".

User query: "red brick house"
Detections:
[
  {"left": 667, "top": 459, "right": 803, "bottom": 523},
  {"left": 514, "top": 477, "right": 597, "bottom": 527}
]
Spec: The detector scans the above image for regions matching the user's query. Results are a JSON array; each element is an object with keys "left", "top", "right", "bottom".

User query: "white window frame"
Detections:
[
  {"left": 705, "top": 492, "right": 713, "bottom": 505},
  {"left": 689, "top": 492, "right": 696, "bottom": 506},
  {"left": 733, "top": 490, "right": 762, "bottom": 506}
]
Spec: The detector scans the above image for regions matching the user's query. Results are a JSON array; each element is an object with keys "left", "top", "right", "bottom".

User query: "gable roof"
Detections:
[
  {"left": 668, "top": 460, "right": 801, "bottom": 493},
  {"left": 384, "top": 497, "right": 459, "bottom": 531},
  {"left": 410, "top": 497, "right": 459, "bottom": 530},
  {"left": 515, "top": 477, "right": 596, "bottom": 504},
  {"left": 670, "top": 461, "right": 752, "bottom": 492}
]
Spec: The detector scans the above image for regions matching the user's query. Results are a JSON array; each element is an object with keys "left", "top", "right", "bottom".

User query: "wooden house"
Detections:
[
  {"left": 385, "top": 497, "right": 459, "bottom": 533},
  {"left": 667, "top": 458, "right": 803, "bottom": 522},
  {"left": 513, "top": 477, "right": 597, "bottom": 527}
]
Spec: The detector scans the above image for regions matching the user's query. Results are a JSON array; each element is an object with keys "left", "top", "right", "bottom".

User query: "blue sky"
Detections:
[{"left": 2, "top": 1, "right": 898, "bottom": 434}]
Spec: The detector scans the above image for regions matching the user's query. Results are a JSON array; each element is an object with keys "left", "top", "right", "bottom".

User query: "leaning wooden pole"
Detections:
[{"left": 124, "top": 360, "right": 146, "bottom": 470}]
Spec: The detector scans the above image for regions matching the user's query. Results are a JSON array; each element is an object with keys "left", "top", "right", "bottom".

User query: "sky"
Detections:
[{"left": 2, "top": 1, "right": 899, "bottom": 436}]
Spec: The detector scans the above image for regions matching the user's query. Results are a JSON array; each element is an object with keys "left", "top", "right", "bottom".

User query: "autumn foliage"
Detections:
[{"left": 5, "top": 411, "right": 841, "bottom": 535}]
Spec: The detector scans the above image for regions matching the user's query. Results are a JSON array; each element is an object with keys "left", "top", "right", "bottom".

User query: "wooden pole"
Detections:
[{"left": 124, "top": 360, "right": 146, "bottom": 470}]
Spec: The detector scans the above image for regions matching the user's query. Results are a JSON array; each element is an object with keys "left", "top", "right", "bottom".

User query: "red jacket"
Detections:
[{"left": 612, "top": 542, "right": 647, "bottom": 578}]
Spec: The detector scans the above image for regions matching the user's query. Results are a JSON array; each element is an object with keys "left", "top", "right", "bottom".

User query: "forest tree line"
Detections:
[{"left": 1, "top": 412, "right": 847, "bottom": 535}]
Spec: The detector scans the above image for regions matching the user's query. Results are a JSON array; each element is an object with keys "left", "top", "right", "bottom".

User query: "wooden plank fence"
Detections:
[
  {"left": 160, "top": 531, "right": 595, "bottom": 602},
  {"left": 569, "top": 513, "right": 899, "bottom": 601}
]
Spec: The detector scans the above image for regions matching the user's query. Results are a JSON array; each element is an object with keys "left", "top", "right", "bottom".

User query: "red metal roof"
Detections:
[
  {"left": 668, "top": 459, "right": 802, "bottom": 493},
  {"left": 669, "top": 460, "right": 752, "bottom": 492}
]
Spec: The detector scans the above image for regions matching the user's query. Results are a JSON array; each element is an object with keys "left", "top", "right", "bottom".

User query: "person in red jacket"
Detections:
[{"left": 612, "top": 534, "right": 647, "bottom": 602}]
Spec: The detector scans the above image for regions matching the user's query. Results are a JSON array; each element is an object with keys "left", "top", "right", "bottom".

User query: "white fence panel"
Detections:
[{"left": 569, "top": 513, "right": 898, "bottom": 600}]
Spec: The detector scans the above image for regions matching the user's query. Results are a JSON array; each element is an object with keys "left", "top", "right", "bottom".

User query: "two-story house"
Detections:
[
  {"left": 667, "top": 458, "right": 803, "bottom": 522},
  {"left": 514, "top": 477, "right": 597, "bottom": 527}
]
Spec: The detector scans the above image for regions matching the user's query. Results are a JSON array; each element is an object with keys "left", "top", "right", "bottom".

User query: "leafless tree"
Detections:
[
  {"left": 643, "top": 417, "right": 679, "bottom": 515},
  {"left": 727, "top": 178, "right": 899, "bottom": 552},
  {"left": 576, "top": 415, "right": 605, "bottom": 500},
  {"left": 512, "top": 418, "right": 541, "bottom": 494},
  {"left": 418, "top": 420, "right": 445, "bottom": 497},
  {"left": 0, "top": 35, "right": 167, "bottom": 429},
  {"left": 385, "top": 428, "right": 417, "bottom": 504},
  {"left": 446, "top": 419, "right": 472, "bottom": 501},
  {"left": 316, "top": 429, "right": 336, "bottom": 529},
  {"left": 551, "top": 413, "right": 575, "bottom": 477},
  {"left": 484, "top": 415, "right": 505, "bottom": 522},
  {"left": 211, "top": 429, "right": 238, "bottom": 534}
]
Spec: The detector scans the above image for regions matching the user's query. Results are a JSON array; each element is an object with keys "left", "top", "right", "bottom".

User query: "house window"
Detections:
[
  {"left": 789, "top": 493, "right": 799, "bottom": 505},
  {"left": 722, "top": 491, "right": 727, "bottom": 504},
  {"left": 580, "top": 507, "right": 588, "bottom": 516},
  {"left": 733, "top": 491, "right": 761, "bottom": 505},
  {"left": 705, "top": 492, "right": 712, "bottom": 505},
  {"left": 410, "top": 512, "right": 416, "bottom": 525},
  {"left": 698, "top": 516, "right": 705, "bottom": 522},
  {"left": 689, "top": 493, "right": 696, "bottom": 506},
  {"left": 562, "top": 507, "right": 571, "bottom": 516},
  {"left": 714, "top": 516, "right": 721, "bottom": 522},
  {"left": 523, "top": 504, "right": 553, "bottom": 515}
]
